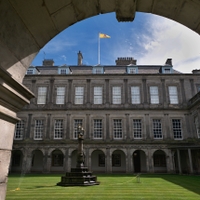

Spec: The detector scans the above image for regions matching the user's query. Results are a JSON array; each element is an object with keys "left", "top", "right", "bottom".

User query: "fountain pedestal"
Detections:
[{"left": 57, "top": 125, "right": 99, "bottom": 186}]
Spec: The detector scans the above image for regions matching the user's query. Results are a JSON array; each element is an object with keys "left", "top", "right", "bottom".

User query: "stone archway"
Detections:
[
  {"left": 1, "top": 0, "right": 200, "bottom": 198},
  {"left": 133, "top": 150, "right": 147, "bottom": 173},
  {"left": 91, "top": 150, "right": 106, "bottom": 173},
  {"left": 112, "top": 150, "right": 126, "bottom": 173},
  {"left": 153, "top": 150, "right": 167, "bottom": 173},
  {"left": 31, "top": 150, "right": 44, "bottom": 172},
  {"left": 10, "top": 150, "right": 23, "bottom": 173}
]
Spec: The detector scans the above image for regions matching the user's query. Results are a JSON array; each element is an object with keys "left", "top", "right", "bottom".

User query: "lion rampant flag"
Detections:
[{"left": 99, "top": 33, "right": 111, "bottom": 38}]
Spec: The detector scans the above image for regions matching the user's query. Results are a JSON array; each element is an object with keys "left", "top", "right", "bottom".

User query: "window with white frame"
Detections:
[
  {"left": 74, "top": 119, "right": 83, "bottom": 139},
  {"left": 94, "top": 86, "right": 102, "bottom": 104},
  {"left": 112, "top": 86, "right": 121, "bottom": 104},
  {"left": 93, "top": 119, "right": 102, "bottom": 139},
  {"left": 129, "top": 68, "right": 136, "bottom": 74},
  {"left": 168, "top": 86, "right": 178, "bottom": 104},
  {"left": 27, "top": 69, "right": 34, "bottom": 75},
  {"left": 61, "top": 69, "right": 67, "bottom": 74},
  {"left": 133, "top": 119, "right": 142, "bottom": 139},
  {"left": 131, "top": 86, "right": 140, "bottom": 104},
  {"left": 34, "top": 119, "right": 43, "bottom": 140},
  {"left": 172, "top": 119, "right": 182, "bottom": 139},
  {"left": 153, "top": 119, "right": 162, "bottom": 139},
  {"left": 113, "top": 119, "right": 122, "bottom": 139},
  {"left": 56, "top": 87, "right": 65, "bottom": 104},
  {"left": 194, "top": 116, "right": 200, "bottom": 138},
  {"left": 54, "top": 119, "right": 63, "bottom": 139},
  {"left": 37, "top": 87, "right": 47, "bottom": 104},
  {"left": 14, "top": 120, "right": 24, "bottom": 140},
  {"left": 150, "top": 86, "right": 159, "bottom": 104},
  {"left": 163, "top": 68, "right": 171, "bottom": 74},
  {"left": 58, "top": 67, "right": 69, "bottom": 75},
  {"left": 75, "top": 86, "right": 84, "bottom": 104},
  {"left": 93, "top": 67, "right": 104, "bottom": 74}
]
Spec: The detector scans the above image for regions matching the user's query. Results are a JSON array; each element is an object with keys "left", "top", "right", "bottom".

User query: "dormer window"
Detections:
[
  {"left": 93, "top": 66, "right": 104, "bottom": 74},
  {"left": 26, "top": 67, "right": 36, "bottom": 75},
  {"left": 127, "top": 67, "right": 138, "bottom": 74},
  {"left": 164, "top": 68, "right": 171, "bottom": 74},
  {"left": 162, "top": 67, "right": 172, "bottom": 74},
  {"left": 27, "top": 69, "right": 34, "bottom": 75},
  {"left": 58, "top": 66, "right": 70, "bottom": 74},
  {"left": 61, "top": 69, "right": 67, "bottom": 74}
]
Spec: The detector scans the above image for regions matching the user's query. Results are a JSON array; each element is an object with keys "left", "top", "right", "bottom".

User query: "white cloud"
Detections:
[
  {"left": 61, "top": 55, "right": 67, "bottom": 61},
  {"left": 136, "top": 15, "right": 200, "bottom": 73},
  {"left": 41, "top": 38, "right": 77, "bottom": 54}
]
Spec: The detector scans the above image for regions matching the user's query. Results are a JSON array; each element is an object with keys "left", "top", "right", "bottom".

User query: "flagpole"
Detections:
[{"left": 98, "top": 33, "right": 100, "bottom": 65}]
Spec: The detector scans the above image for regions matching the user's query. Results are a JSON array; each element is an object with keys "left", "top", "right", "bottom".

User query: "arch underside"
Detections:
[{"left": 0, "top": 0, "right": 200, "bottom": 81}]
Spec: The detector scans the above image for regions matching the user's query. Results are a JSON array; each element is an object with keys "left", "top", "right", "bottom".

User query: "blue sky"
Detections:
[{"left": 31, "top": 12, "right": 200, "bottom": 73}]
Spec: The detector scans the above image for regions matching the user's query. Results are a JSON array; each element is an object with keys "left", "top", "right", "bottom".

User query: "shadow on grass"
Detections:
[{"left": 132, "top": 174, "right": 200, "bottom": 196}]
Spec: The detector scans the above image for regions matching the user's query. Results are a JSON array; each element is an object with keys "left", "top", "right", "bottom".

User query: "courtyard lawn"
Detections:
[{"left": 6, "top": 174, "right": 200, "bottom": 200}]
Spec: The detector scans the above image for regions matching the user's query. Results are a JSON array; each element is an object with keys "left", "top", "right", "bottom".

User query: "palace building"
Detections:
[{"left": 11, "top": 52, "right": 200, "bottom": 174}]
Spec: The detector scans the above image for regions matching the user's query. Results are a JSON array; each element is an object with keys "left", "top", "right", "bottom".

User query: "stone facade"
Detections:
[{"left": 11, "top": 58, "right": 200, "bottom": 174}]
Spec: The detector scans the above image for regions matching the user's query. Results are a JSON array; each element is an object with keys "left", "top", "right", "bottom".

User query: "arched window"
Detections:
[{"left": 52, "top": 150, "right": 64, "bottom": 166}]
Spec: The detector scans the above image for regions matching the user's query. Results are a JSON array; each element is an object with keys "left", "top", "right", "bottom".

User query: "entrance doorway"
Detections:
[{"left": 133, "top": 150, "right": 141, "bottom": 172}]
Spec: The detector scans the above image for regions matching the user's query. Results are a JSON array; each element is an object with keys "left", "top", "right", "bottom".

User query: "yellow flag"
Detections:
[{"left": 99, "top": 33, "right": 111, "bottom": 38}]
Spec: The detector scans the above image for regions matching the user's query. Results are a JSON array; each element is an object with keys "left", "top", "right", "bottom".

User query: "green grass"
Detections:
[{"left": 6, "top": 174, "right": 200, "bottom": 200}]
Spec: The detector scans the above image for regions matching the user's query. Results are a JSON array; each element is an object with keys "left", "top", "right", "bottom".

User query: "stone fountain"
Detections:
[{"left": 57, "top": 125, "right": 100, "bottom": 186}]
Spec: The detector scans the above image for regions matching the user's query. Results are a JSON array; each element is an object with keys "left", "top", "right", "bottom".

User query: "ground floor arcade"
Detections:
[{"left": 10, "top": 144, "right": 200, "bottom": 174}]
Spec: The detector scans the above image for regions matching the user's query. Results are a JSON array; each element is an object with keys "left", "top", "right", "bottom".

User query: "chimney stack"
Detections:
[
  {"left": 165, "top": 58, "right": 172, "bottom": 66},
  {"left": 43, "top": 59, "right": 54, "bottom": 66},
  {"left": 115, "top": 57, "right": 137, "bottom": 65},
  {"left": 77, "top": 51, "right": 83, "bottom": 66}
]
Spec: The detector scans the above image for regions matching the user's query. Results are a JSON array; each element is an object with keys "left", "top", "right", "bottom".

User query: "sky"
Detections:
[{"left": 31, "top": 12, "right": 200, "bottom": 73}]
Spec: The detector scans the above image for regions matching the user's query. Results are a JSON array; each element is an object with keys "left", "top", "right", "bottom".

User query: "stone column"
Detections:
[
  {"left": 148, "top": 149, "right": 154, "bottom": 173},
  {"left": 144, "top": 114, "right": 150, "bottom": 139},
  {"left": 31, "top": 79, "right": 36, "bottom": 104},
  {"left": 127, "top": 148, "right": 132, "bottom": 173},
  {"left": 161, "top": 79, "right": 167, "bottom": 106},
  {"left": 106, "top": 114, "right": 110, "bottom": 140},
  {"left": 67, "top": 80, "right": 72, "bottom": 106},
  {"left": 164, "top": 114, "right": 170, "bottom": 139},
  {"left": 86, "top": 114, "right": 90, "bottom": 139},
  {"left": 180, "top": 79, "right": 186, "bottom": 104},
  {"left": 67, "top": 149, "right": 72, "bottom": 172},
  {"left": 43, "top": 150, "right": 48, "bottom": 173},
  {"left": 124, "top": 79, "right": 128, "bottom": 105},
  {"left": 105, "top": 79, "right": 110, "bottom": 106},
  {"left": 189, "top": 79, "right": 195, "bottom": 97},
  {"left": 184, "top": 114, "right": 191, "bottom": 138},
  {"left": 167, "top": 150, "right": 174, "bottom": 173},
  {"left": 46, "top": 152, "right": 52, "bottom": 173},
  {"left": 87, "top": 148, "right": 91, "bottom": 169},
  {"left": 188, "top": 148, "right": 194, "bottom": 174},
  {"left": 49, "top": 78, "right": 55, "bottom": 104},
  {"left": 46, "top": 114, "right": 52, "bottom": 139},
  {"left": 177, "top": 149, "right": 182, "bottom": 174},
  {"left": 142, "top": 79, "right": 147, "bottom": 104},
  {"left": 106, "top": 148, "right": 111, "bottom": 173},
  {"left": 26, "top": 114, "right": 32, "bottom": 139},
  {"left": 145, "top": 150, "right": 150, "bottom": 172},
  {"left": 66, "top": 114, "right": 71, "bottom": 139},
  {"left": 64, "top": 149, "right": 69, "bottom": 172},
  {"left": 0, "top": 68, "right": 34, "bottom": 200},
  {"left": 125, "top": 114, "right": 130, "bottom": 140},
  {"left": 86, "top": 79, "right": 91, "bottom": 107}
]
